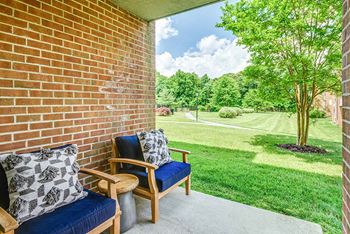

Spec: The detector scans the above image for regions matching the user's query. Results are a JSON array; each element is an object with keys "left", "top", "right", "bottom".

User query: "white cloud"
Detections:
[
  {"left": 156, "top": 35, "right": 250, "bottom": 78},
  {"left": 155, "top": 18, "right": 178, "bottom": 45}
]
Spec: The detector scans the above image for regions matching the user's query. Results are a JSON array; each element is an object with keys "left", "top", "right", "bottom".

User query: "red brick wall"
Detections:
[
  {"left": 0, "top": 0, "right": 155, "bottom": 187},
  {"left": 344, "top": 0, "right": 350, "bottom": 232}
]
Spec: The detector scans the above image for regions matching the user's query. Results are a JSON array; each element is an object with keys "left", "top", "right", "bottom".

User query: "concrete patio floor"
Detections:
[{"left": 125, "top": 188, "right": 322, "bottom": 234}]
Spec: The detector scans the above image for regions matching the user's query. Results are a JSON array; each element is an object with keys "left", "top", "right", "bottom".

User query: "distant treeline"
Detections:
[{"left": 156, "top": 69, "right": 294, "bottom": 112}]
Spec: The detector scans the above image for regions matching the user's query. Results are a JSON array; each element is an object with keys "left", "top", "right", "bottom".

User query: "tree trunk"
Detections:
[
  {"left": 295, "top": 84, "right": 311, "bottom": 147},
  {"left": 296, "top": 101, "right": 310, "bottom": 146}
]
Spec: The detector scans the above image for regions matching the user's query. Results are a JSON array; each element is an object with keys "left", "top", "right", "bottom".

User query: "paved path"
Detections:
[{"left": 184, "top": 112, "right": 257, "bottom": 131}]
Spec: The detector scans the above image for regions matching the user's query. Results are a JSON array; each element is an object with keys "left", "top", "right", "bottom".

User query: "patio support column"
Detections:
[{"left": 343, "top": 0, "right": 350, "bottom": 233}]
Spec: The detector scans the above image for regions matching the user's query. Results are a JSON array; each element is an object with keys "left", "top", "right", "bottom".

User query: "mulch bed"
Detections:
[{"left": 277, "top": 144, "right": 327, "bottom": 154}]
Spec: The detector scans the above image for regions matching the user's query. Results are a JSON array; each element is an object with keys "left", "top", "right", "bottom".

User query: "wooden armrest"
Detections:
[
  {"left": 169, "top": 147, "right": 191, "bottom": 154},
  {"left": 109, "top": 158, "right": 158, "bottom": 170},
  {"left": 79, "top": 168, "right": 120, "bottom": 184},
  {"left": 169, "top": 147, "right": 191, "bottom": 163},
  {"left": 0, "top": 207, "right": 18, "bottom": 233}
]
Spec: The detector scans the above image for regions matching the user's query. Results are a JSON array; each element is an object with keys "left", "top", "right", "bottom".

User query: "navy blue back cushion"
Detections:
[
  {"left": 115, "top": 135, "right": 145, "bottom": 171},
  {"left": 0, "top": 144, "right": 73, "bottom": 210},
  {"left": 0, "top": 164, "right": 9, "bottom": 209}
]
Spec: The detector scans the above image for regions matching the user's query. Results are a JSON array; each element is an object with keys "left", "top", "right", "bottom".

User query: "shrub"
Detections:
[
  {"left": 233, "top": 107, "right": 243, "bottom": 116},
  {"left": 156, "top": 107, "right": 171, "bottom": 116},
  {"left": 218, "top": 107, "right": 238, "bottom": 118},
  {"left": 242, "top": 108, "right": 254, "bottom": 113},
  {"left": 310, "top": 109, "right": 326, "bottom": 118}
]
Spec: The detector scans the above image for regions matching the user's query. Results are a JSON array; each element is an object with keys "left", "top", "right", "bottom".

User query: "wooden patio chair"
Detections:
[
  {"left": 0, "top": 145, "right": 121, "bottom": 234},
  {"left": 110, "top": 135, "right": 191, "bottom": 223}
]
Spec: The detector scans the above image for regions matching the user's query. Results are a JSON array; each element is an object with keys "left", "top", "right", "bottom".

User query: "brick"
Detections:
[
  {"left": 28, "top": 107, "right": 52, "bottom": 114},
  {"left": 42, "top": 83, "right": 63, "bottom": 90},
  {"left": 14, "top": 131, "right": 40, "bottom": 141},
  {"left": 0, "top": 107, "right": 26, "bottom": 115},
  {"left": 0, "top": 134, "right": 11, "bottom": 142},
  {"left": 0, "top": 141, "right": 26, "bottom": 152},
  {"left": 0, "top": 79, "right": 13, "bottom": 87},
  {"left": 0, "top": 116, "right": 14, "bottom": 124},
  {"left": 16, "top": 98, "right": 41, "bottom": 105},
  {"left": 16, "top": 115, "right": 41, "bottom": 122},
  {"left": 30, "top": 122, "right": 53, "bottom": 130},
  {"left": 13, "top": 28, "right": 40, "bottom": 40},
  {"left": 0, "top": 52, "right": 25, "bottom": 62},
  {"left": 0, "top": 124, "right": 27, "bottom": 133},
  {"left": 13, "top": 63, "right": 39, "bottom": 72},
  {"left": 0, "top": 42, "right": 12, "bottom": 51},
  {"left": 43, "top": 113, "right": 63, "bottom": 121},
  {"left": 42, "top": 19, "right": 64, "bottom": 31},
  {"left": 0, "top": 0, "right": 156, "bottom": 191},
  {"left": 29, "top": 74, "right": 53, "bottom": 82},
  {"left": 30, "top": 90, "right": 53, "bottom": 97},
  {"left": 52, "top": 134, "right": 72, "bottom": 143},
  {"left": 0, "top": 32, "right": 25, "bottom": 44},
  {"left": 43, "top": 99, "right": 63, "bottom": 105},
  {"left": 28, "top": 6, "right": 52, "bottom": 20},
  {"left": 0, "top": 15, "right": 27, "bottom": 28},
  {"left": 64, "top": 126, "right": 82, "bottom": 134},
  {"left": 14, "top": 10, "right": 40, "bottom": 24},
  {"left": 0, "top": 89, "right": 28, "bottom": 97},
  {"left": 0, "top": 98, "right": 14, "bottom": 105},
  {"left": 14, "top": 81, "right": 41, "bottom": 89},
  {"left": 14, "top": 46, "right": 40, "bottom": 56},
  {"left": 28, "top": 137, "right": 51, "bottom": 147},
  {"left": 0, "top": 70, "right": 27, "bottom": 79},
  {"left": 54, "top": 120, "right": 73, "bottom": 128},
  {"left": 42, "top": 128, "right": 62, "bottom": 137},
  {"left": 0, "top": 5, "right": 12, "bottom": 15},
  {"left": 26, "top": 56, "right": 50, "bottom": 66}
]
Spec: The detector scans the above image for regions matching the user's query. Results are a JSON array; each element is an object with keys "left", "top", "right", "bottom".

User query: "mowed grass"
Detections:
[
  {"left": 156, "top": 112, "right": 342, "bottom": 234},
  {"left": 196, "top": 111, "right": 342, "bottom": 142}
]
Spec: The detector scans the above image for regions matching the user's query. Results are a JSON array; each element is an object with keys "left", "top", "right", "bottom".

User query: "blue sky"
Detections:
[
  {"left": 155, "top": 0, "right": 249, "bottom": 78},
  {"left": 156, "top": 1, "right": 234, "bottom": 57}
]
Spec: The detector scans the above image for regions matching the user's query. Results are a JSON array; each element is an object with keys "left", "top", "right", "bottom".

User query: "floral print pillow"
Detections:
[
  {"left": 137, "top": 129, "right": 172, "bottom": 167},
  {"left": 0, "top": 144, "right": 87, "bottom": 224}
]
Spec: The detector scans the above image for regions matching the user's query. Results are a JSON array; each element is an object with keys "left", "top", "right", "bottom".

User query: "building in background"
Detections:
[{"left": 315, "top": 92, "right": 342, "bottom": 126}]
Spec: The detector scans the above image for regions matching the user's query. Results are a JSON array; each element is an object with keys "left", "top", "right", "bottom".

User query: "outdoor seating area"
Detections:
[{"left": 0, "top": 0, "right": 349, "bottom": 233}]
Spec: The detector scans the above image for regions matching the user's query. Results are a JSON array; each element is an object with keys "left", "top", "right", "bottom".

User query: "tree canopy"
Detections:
[{"left": 218, "top": 0, "right": 342, "bottom": 145}]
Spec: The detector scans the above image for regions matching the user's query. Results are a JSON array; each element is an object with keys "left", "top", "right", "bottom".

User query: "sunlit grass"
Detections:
[{"left": 156, "top": 112, "right": 342, "bottom": 233}]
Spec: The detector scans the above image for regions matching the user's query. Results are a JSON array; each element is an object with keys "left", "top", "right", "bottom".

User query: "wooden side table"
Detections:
[{"left": 98, "top": 174, "right": 139, "bottom": 233}]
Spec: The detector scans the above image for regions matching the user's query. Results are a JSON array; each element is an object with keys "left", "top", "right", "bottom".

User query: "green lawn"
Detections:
[{"left": 157, "top": 112, "right": 342, "bottom": 234}]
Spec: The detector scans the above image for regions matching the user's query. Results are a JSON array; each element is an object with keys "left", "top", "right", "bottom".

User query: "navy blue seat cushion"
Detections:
[
  {"left": 16, "top": 190, "right": 116, "bottom": 234},
  {"left": 120, "top": 161, "right": 191, "bottom": 192},
  {"left": 115, "top": 135, "right": 145, "bottom": 171},
  {"left": 0, "top": 164, "right": 9, "bottom": 209}
]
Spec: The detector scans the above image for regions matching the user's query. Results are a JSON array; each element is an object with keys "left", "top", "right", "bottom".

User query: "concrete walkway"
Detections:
[
  {"left": 184, "top": 112, "right": 253, "bottom": 130},
  {"left": 126, "top": 188, "right": 322, "bottom": 234}
]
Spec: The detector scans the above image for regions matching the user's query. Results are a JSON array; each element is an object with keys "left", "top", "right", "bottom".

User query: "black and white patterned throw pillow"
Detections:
[
  {"left": 137, "top": 129, "right": 172, "bottom": 167},
  {"left": 0, "top": 144, "right": 87, "bottom": 224}
]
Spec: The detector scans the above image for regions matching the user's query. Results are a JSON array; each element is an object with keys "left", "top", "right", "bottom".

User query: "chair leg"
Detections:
[
  {"left": 110, "top": 212, "right": 120, "bottom": 234},
  {"left": 151, "top": 194, "right": 159, "bottom": 223},
  {"left": 185, "top": 176, "right": 191, "bottom": 195}
]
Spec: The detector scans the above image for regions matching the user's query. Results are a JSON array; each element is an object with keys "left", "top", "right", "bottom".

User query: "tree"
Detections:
[
  {"left": 219, "top": 0, "right": 341, "bottom": 146},
  {"left": 170, "top": 70, "right": 200, "bottom": 108},
  {"left": 156, "top": 72, "right": 170, "bottom": 96},
  {"left": 242, "top": 89, "right": 273, "bottom": 112},
  {"left": 156, "top": 72, "right": 175, "bottom": 107},
  {"left": 210, "top": 74, "right": 241, "bottom": 110},
  {"left": 198, "top": 74, "right": 213, "bottom": 109},
  {"left": 157, "top": 88, "right": 175, "bottom": 107}
]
